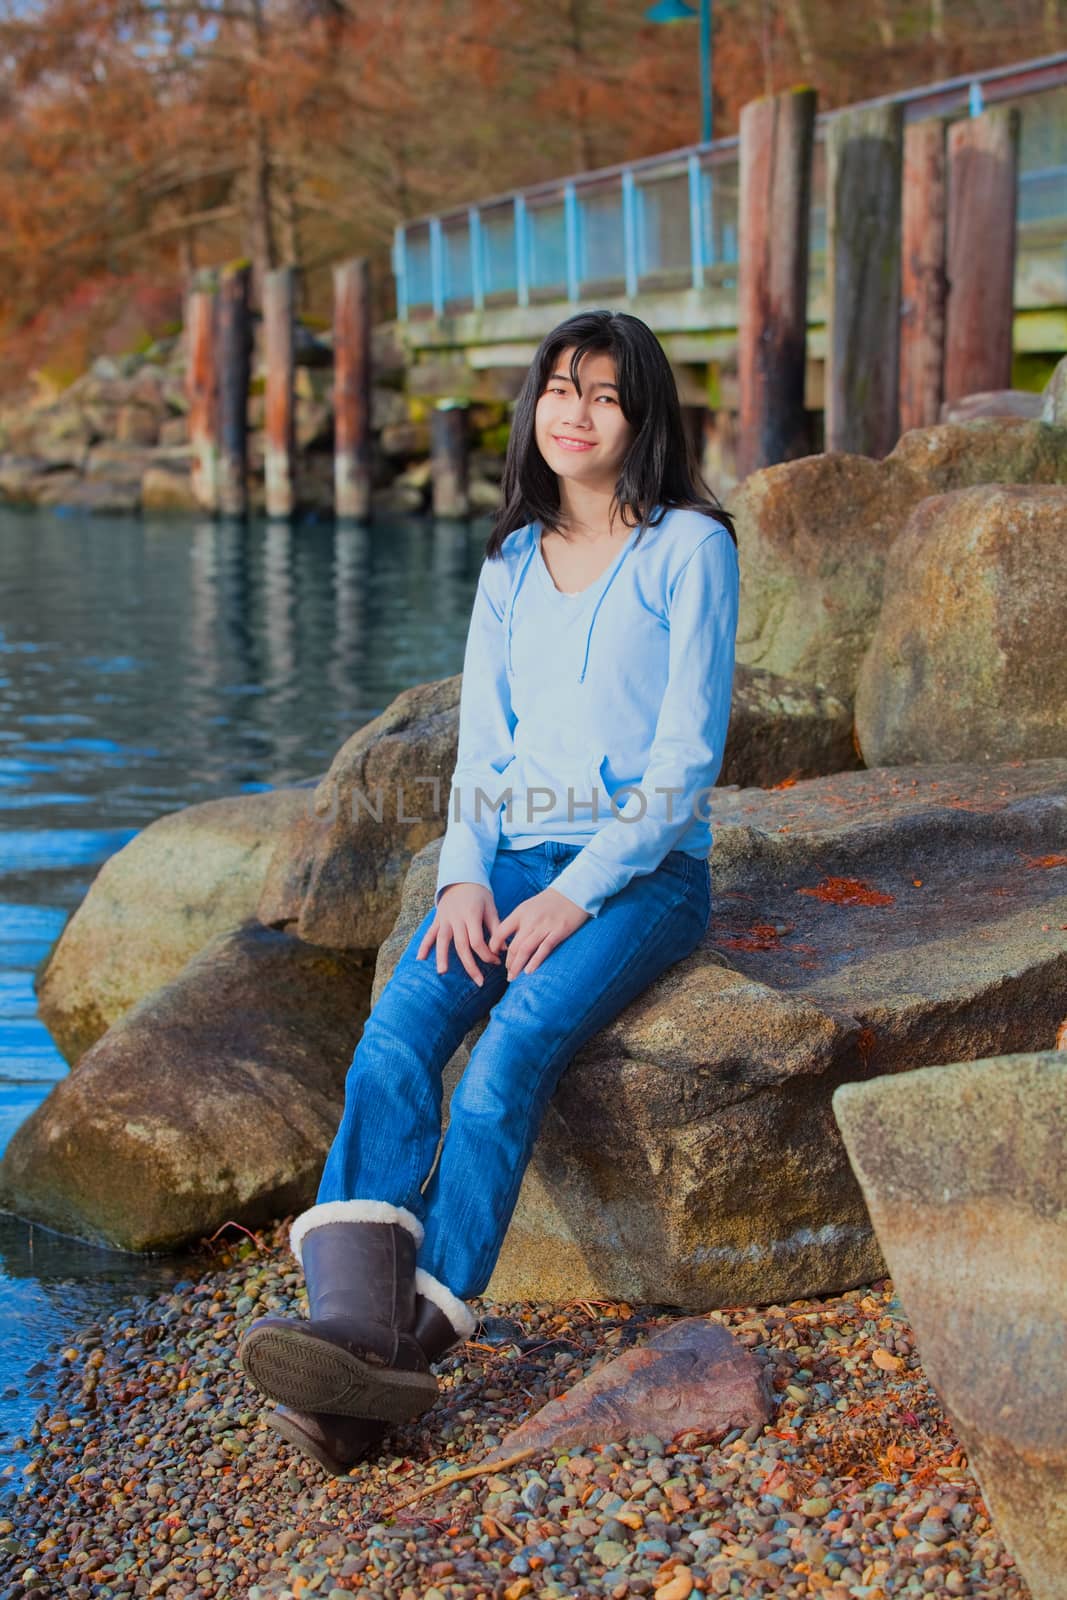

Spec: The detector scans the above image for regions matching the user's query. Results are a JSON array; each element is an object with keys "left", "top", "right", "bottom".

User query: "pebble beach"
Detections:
[{"left": 0, "top": 1217, "right": 1027, "bottom": 1600}]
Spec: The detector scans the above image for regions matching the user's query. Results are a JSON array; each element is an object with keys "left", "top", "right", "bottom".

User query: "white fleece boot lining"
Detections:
[
  {"left": 290, "top": 1200, "right": 425, "bottom": 1268},
  {"left": 415, "top": 1268, "right": 478, "bottom": 1340}
]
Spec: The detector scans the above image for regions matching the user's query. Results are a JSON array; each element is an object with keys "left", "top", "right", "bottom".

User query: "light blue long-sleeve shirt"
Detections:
[{"left": 434, "top": 506, "right": 740, "bottom": 918}]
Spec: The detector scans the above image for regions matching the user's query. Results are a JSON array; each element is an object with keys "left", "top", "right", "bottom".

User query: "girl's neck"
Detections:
[{"left": 555, "top": 479, "right": 624, "bottom": 542}]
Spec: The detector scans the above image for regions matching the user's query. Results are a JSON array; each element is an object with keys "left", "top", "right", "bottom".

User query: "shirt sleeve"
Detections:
[
  {"left": 549, "top": 527, "right": 739, "bottom": 918},
  {"left": 434, "top": 558, "right": 517, "bottom": 909}
]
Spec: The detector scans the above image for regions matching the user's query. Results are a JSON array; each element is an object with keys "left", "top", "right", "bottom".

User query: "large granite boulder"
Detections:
[
  {"left": 888, "top": 416, "right": 1067, "bottom": 492},
  {"left": 38, "top": 784, "right": 318, "bottom": 1066},
  {"left": 732, "top": 451, "right": 925, "bottom": 700},
  {"left": 1042, "top": 355, "right": 1067, "bottom": 425},
  {"left": 372, "top": 758, "right": 1067, "bottom": 1308},
  {"left": 833, "top": 1053, "right": 1067, "bottom": 1600},
  {"left": 721, "top": 664, "right": 862, "bottom": 784},
  {"left": 0, "top": 922, "right": 374, "bottom": 1252},
  {"left": 256, "top": 677, "right": 459, "bottom": 951},
  {"left": 855, "top": 484, "right": 1067, "bottom": 764},
  {"left": 733, "top": 418, "right": 1067, "bottom": 702},
  {"left": 141, "top": 464, "right": 202, "bottom": 514},
  {"left": 939, "top": 389, "right": 1045, "bottom": 423}
]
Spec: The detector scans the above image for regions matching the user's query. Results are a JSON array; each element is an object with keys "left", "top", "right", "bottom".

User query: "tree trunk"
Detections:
[
  {"left": 782, "top": 0, "right": 817, "bottom": 75},
  {"left": 245, "top": 0, "right": 277, "bottom": 312},
  {"left": 566, "top": 0, "right": 594, "bottom": 174}
]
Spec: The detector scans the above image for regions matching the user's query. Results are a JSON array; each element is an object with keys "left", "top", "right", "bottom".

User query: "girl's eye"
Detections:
[{"left": 544, "top": 386, "right": 615, "bottom": 401}]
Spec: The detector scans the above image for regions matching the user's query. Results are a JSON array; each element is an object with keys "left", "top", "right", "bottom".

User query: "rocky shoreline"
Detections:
[
  {"left": 0, "top": 330, "right": 509, "bottom": 521},
  {"left": 0, "top": 1215, "right": 1026, "bottom": 1600}
]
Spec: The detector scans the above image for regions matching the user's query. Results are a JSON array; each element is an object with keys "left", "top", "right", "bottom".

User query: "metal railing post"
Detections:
[
  {"left": 469, "top": 207, "right": 484, "bottom": 310},
  {"left": 565, "top": 181, "right": 580, "bottom": 302},
  {"left": 622, "top": 169, "right": 639, "bottom": 297},
  {"left": 515, "top": 195, "right": 529, "bottom": 308},
  {"left": 430, "top": 216, "right": 445, "bottom": 315},
  {"left": 393, "top": 225, "right": 408, "bottom": 322},
  {"left": 688, "top": 151, "right": 705, "bottom": 290}
]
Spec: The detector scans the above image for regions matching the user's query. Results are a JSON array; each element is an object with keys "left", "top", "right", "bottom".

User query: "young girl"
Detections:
[{"left": 238, "top": 308, "right": 740, "bottom": 1476}]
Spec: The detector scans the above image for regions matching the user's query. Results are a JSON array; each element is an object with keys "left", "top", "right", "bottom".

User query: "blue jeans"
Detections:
[{"left": 315, "top": 840, "right": 711, "bottom": 1300}]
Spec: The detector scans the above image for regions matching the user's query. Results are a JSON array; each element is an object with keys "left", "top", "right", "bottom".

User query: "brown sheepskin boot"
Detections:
[
  {"left": 263, "top": 1270, "right": 478, "bottom": 1476},
  {"left": 238, "top": 1201, "right": 447, "bottom": 1423}
]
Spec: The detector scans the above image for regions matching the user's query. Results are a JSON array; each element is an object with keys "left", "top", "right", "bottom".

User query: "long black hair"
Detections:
[{"left": 486, "top": 308, "right": 737, "bottom": 559}]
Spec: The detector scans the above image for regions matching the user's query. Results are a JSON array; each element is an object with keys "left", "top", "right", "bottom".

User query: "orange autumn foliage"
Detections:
[{"left": 0, "top": 0, "right": 1059, "bottom": 390}]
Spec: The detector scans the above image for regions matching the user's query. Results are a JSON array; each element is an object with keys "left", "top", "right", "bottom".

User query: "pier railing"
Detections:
[{"left": 392, "top": 52, "right": 1067, "bottom": 322}]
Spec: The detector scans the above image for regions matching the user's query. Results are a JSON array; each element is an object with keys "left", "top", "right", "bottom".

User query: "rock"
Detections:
[
  {"left": 257, "top": 678, "right": 457, "bottom": 951},
  {"left": 380, "top": 421, "right": 431, "bottom": 459},
  {"left": 938, "top": 389, "right": 1044, "bottom": 423},
  {"left": 38, "top": 784, "right": 318, "bottom": 1064},
  {"left": 483, "top": 1318, "right": 772, "bottom": 1463},
  {"left": 854, "top": 484, "right": 1067, "bottom": 764},
  {"left": 142, "top": 465, "right": 201, "bottom": 514},
  {"left": 84, "top": 445, "right": 156, "bottom": 484},
  {"left": 371, "top": 480, "right": 426, "bottom": 514},
  {"left": 723, "top": 665, "right": 861, "bottom": 785},
  {"left": 2, "top": 405, "right": 95, "bottom": 468},
  {"left": 888, "top": 416, "right": 1067, "bottom": 493},
  {"left": 371, "top": 388, "right": 413, "bottom": 431},
  {"left": 295, "top": 399, "right": 332, "bottom": 452},
  {"left": 832, "top": 1052, "right": 1067, "bottom": 1600},
  {"left": 733, "top": 450, "right": 926, "bottom": 699},
  {"left": 128, "top": 366, "right": 167, "bottom": 410},
  {"left": 115, "top": 404, "right": 161, "bottom": 447},
  {"left": 374, "top": 757, "right": 1067, "bottom": 1307},
  {"left": 1042, "top": 354, "right": 1067, "bottom": 425},
  {"left": 468, "top": 476, "right": 502, "bottom": 512},
  {"left": 32, "top": 477, "right": 142, "bottom": 515},
  {"left": 160, "top": 374, "right": 189, "bottom": 415},
  {"left": 158, "top": 415, "right": 190, "bottom": 448},
  {"left": 734, "top": 420, "right": 1067, "bottom": 702},
  {"left": 396, "top": 458, "right": 432, "bottom": 491},
  {"left": 0, "top": 922, "right": 373, "bottom": 1251},
  {"left": 0, "top": 454, "right": 61, "bottom": 503}
]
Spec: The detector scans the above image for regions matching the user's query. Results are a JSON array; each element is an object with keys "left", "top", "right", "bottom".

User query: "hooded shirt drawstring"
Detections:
[
  {"left": 504, "top": 538, "right": 538, "bottom": 680},
  {"left": 577, "top": 543, "right": 636, "bottom": 682},
  {"left": 506, "top": 522, "right": 639, "bottom": 684}
]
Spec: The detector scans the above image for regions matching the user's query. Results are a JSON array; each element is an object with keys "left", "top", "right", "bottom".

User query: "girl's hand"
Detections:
[
  {"left": 417, "top": 883, "right": 502, "bottom": 987},
  {"left": 489, "top": 888, "right": 591, "bottom": 980}
]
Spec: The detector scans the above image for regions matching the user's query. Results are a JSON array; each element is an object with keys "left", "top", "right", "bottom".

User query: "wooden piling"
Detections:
[
  {"left": 944, "top": 106, "right": 1020, "bottom": 404},
  {"left": 333, "top": 257, "right": 373, "bottom": 521},
  {"left": 826, "top": 102, "right": 904, "bottom": 457},
  {"left": 263, "top": 266, "right": 297, "bottom": 520},
  {"left": 216, "top": 261, "right": 253, "bottom": 519},
  {"left": 185, "top": 275, "right": 219, "bottom": 513},
  {"left": 431, "top": 402, "right": 471, "bottom": 518},
  {"left": 737, "top": 86, "right": 817, "bottom": 478},
  {"left": 900, "top": 118, "right": 948, "bottom": 431}
]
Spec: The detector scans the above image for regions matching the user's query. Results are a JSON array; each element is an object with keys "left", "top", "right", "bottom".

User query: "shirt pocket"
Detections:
[{"left": 506, "top": 744, "right": 608, "bottom": 829}]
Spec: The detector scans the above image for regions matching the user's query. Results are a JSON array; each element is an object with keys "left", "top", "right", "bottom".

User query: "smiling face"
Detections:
[{"left": 533, "top": 345, "right": 636, "bottom": 494}]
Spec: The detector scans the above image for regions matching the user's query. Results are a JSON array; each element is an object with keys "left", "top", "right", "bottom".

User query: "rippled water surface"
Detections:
[{"left": 0, "top": 505, "right": 487, "bottom": 1489}]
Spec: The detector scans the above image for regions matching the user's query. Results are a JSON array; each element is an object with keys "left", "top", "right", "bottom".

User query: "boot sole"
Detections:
[
  {"left": 239, "top": 1323, "right": 439, "bottom": 1422},
  {"left": 264, "top": 1408, "right": 374, "bottom": 1477}
]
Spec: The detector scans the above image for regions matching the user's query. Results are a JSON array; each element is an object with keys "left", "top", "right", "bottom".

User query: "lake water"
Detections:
[{"left": 0, "top": 504, "right": 488, "bottom": 1495}]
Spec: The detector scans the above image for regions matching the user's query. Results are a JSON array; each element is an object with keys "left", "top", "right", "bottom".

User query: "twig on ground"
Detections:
[{"left": 387, "top": 1446, "right": 539, "bottom": 1512}]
